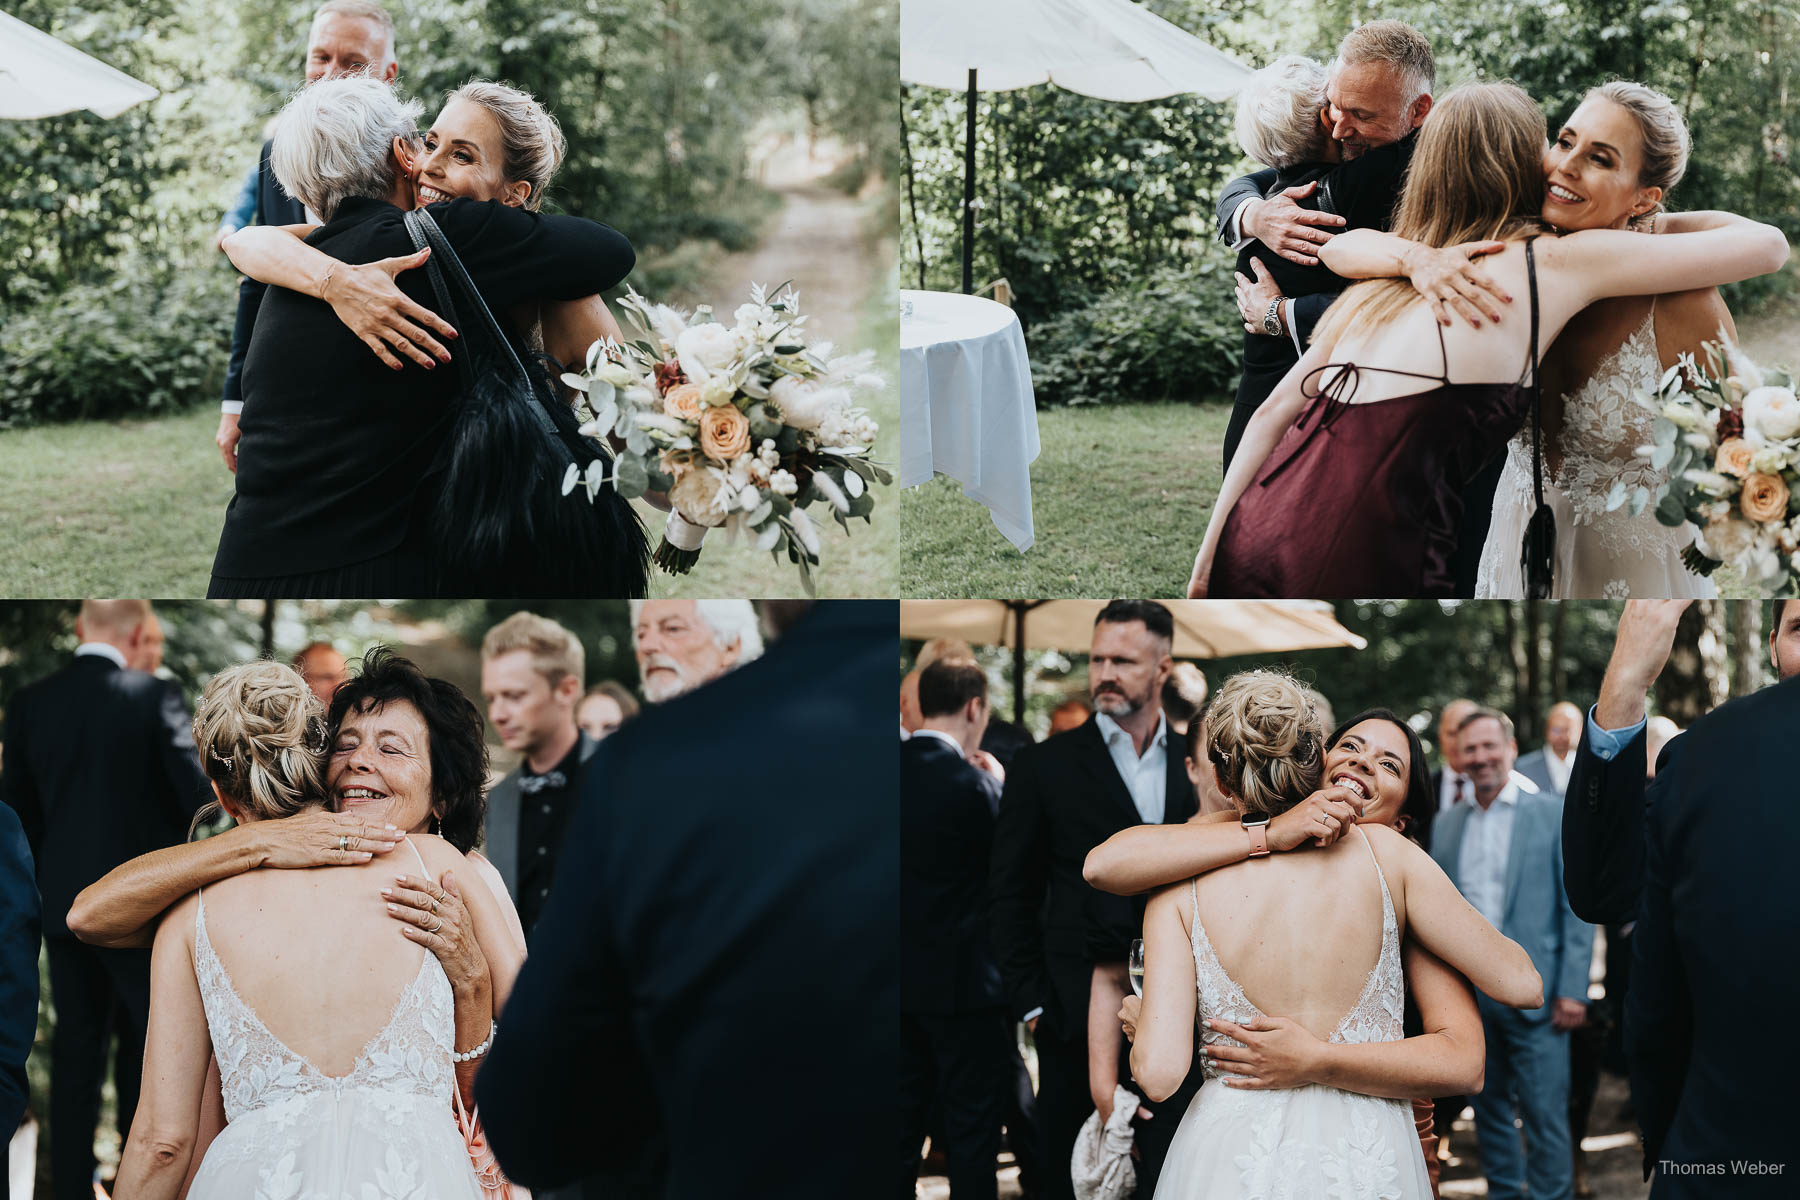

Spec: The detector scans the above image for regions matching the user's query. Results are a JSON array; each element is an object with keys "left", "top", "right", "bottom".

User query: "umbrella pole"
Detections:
[
  {"left": 1011, "top": 601, "right": 1027, "bottom": 725},
  {"left": 962, "top": 69, "right": 977, "bottom": 295}
]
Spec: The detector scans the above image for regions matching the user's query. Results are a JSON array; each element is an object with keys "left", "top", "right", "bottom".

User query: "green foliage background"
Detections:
[
  {"left": 902, "top": 0, "right": 1800, "bottom": 406},
  {"left": 0, "top": 0, "right": 896, "bottom": 424}
]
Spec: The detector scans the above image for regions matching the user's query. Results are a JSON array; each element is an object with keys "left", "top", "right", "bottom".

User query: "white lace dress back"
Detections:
[
  {"left": 186, "top": 838, "right": 483, "bottom": 1200},
  {"left": 1153, "top": 828, "right": 1431, "bottom": 1200},
  {"left": 1476, "top": 305, "right": 1717, "bottom": 598}
]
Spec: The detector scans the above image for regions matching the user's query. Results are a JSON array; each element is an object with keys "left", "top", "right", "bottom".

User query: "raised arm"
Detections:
[
  {"left": 220, "top": 223, "right": 459, "bottom": 371},
  {"left": 1373, "top": 825, "right": 1542, "bottom": 1009},
  {"left": 115, "top": 897, "right": 211, "bottom": 1200},
  {"left": 1190, "top": 338, "right": 1335, "bottom": 596},
  {"left": 1084, "top": 786, "right": 1363, "bottom": 895},
  {"left": 68, "top": 810, "right": 404, "bottom": 948},
  {"left": 1128, "top": 884, "right": 1199, "bottom": 1102},
  {"left": 1556, "top": 217, "right": 1790, "bottom": 309}
]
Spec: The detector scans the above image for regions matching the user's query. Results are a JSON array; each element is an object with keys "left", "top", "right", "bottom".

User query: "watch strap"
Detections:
[{"left": 1245, "top": 822, "right": 1270, "bottom": 858}]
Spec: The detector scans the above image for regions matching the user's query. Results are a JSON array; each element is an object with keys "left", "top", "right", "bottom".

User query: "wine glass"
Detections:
[{"left": 1128, "top": 938, "right": 1146, "bottom": 997}]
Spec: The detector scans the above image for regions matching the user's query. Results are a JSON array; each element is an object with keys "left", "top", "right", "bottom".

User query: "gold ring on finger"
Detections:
[{"left": 338, "top": 835, "right": 349, "bottom": 852}]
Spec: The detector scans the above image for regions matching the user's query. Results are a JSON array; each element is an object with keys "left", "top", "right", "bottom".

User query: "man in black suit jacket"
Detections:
[
  {"left": 989, "top": 601, "right": 1199, "bottom": 1200},
  {"left": 475, "top": 601, "right": 895, "bottom": 1199},
  {"left": 215, "top": 1, "right": 396, "bottom": 473},
  {"left": 0, "top": 601, "right": 212, "bottom": 1200},
  {"left": 0, "top": 799, "right": 37, "bottom": 1153},
  {"left": 1564, "top": 600, "right": 1800, "bottom": 1189},
  {"left": 1214, "top": 21, "right": 1434, "bottom": 469},
  {"left": 902, "top": 659, "right": 1007, "bottom": 1198}
]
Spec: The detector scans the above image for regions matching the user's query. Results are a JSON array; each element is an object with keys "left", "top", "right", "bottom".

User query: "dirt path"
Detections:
[
  {"left": 685, "top": 137, "right": 878, "bottom": 347},
  {"left": 1737, "top": 290, "right": 1800, "bottom": 366}
]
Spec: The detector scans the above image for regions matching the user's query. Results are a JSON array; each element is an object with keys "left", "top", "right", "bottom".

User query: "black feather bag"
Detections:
[{"left": 402, "top": 208, "right": 648, "bottom": 597}]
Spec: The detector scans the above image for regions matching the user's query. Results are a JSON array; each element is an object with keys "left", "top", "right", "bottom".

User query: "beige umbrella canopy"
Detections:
[
  {"left": 0, "top": 10, "right": 159, "bottom": 120},
  {"left": 900, "top": 599, "right": 1367, "bottom": 719}
]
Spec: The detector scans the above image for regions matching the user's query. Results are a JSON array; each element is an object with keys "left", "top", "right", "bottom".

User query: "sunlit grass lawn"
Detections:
[
  {"left": 0, "top": 405, "right": 231, "bottom": 596},
  {"left": 899, "top": 402, "right": 1231, "bottom": 598}
]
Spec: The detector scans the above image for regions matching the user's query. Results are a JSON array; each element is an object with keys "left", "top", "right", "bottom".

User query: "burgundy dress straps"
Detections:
[{"left": 1209, "top": 238, "right": 1541, "bottom": 598}]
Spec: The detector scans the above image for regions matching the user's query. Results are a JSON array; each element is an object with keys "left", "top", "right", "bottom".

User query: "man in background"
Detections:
[
  {"left": 1517, "top": 701, "right": 1582, "bottom": 797},
  {"left": 1414, "top": 696, "right": 1477, "bottom": 851},
  {"left": 0, "top": 600, "right": 211, "bottom": 1200},
  {"left": 632, "top": 600, "right": 762, "bottom": 703},
  {"left": 0, "top": 797, "right": 37, "bottom": 1157},
  {"left": 292, "top": 640, "right": 350, "bottom": 707},
  {"left": 902, "top": 659, "right": 1007, "bottom": 1198},
  {"left": 1432, "top": 708, "right": 1592, "bottom": 1200},
  {"left": 479, "top": 612, "right": 595, "bottom": 941},
  {"left": 215, "top": 0, "right": 398, "bottom": 472}
]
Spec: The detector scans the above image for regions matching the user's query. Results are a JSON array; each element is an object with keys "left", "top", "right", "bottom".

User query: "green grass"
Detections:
[
  {"left": 899, "top": 402, "right": 1231, "bottom": 597},
  {"left": 0, "top": 405, "right": 231, "bottom": 596}
]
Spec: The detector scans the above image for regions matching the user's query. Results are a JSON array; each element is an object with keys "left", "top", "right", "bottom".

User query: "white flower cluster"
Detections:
[{"left": 818, "top": 407, "right": 879, "bottom": 449}]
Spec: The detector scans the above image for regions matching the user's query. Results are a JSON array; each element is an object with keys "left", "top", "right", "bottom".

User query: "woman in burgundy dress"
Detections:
[{"left": 1189, "top": 82, "right": 1788, "bottom": 599}]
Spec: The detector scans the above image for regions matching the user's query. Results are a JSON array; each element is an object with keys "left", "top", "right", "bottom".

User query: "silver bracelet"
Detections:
[{"left": 452, "top": 1020, "right": 497, "bottom": 1063}]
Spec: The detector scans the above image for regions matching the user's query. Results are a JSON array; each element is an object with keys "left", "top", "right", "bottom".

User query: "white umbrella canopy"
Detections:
[
  {"left": 900, "top": 0, "right": 1252, "bottom": 291},
  {"left": 901, "top": 0, "right": 1253, "bottom": 102},
  {"left": 0, "top": 9, "right": 159, "bottom": 120},
  {"left": 901, "top": 599, "right": 1367, "bottom": 659}
]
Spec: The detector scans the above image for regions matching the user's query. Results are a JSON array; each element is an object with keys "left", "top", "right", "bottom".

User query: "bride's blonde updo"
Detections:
[
  {"left": 1206, "top": 670, "right": 1325, "bottom": 818},
  {"left": 191, "top": 661, "right": 327, "bottom": 832},
  {"left": 447, "top": 80, "right": 566, "bottom": 211}
]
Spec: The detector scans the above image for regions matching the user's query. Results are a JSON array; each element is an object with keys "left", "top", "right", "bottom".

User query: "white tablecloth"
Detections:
[{"left": 900, "top": 289, "right": 1041, "bottom": 551}]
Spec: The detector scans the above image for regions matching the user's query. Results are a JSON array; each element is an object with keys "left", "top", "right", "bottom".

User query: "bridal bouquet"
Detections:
[
  {"left": 560, "top": 283, "right": 888, "bottom": 593},
  {"left": 1627, "top": 335, "right": 1800, "bottom": 594}
]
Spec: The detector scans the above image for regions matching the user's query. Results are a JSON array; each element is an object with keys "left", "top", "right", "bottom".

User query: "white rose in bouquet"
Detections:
[
  {"left": 1744, "top": 386, "right": 1800, "bottom": 440},
  {"left": 676, "top": 324, "right": 743, "bottom": 383},
  {"left": 1698, "top": 513, "right": 1756, "bottom": 561},
  {"left": 668, "top": 467, "right": 731, "bottom": 526},
  {"left": 769, "top": 376, "right": 850, "bottom": 431}
]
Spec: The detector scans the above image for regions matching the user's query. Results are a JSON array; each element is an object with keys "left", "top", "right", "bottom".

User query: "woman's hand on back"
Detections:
[
  {"left": 255, "top": 809, "right": 405, "bottom": 868},
  {"left": 321, "top": 248, "right": 460, "bottom": 372},
  {"left": 1267, "top": 785, "right": 1363, "bottom": 852},
  {"left": 384, "top": 870, "right": 491, "bottom": 999},
  {"left": 1402, "top": 240, "right": 1511, "bottom": 327}
]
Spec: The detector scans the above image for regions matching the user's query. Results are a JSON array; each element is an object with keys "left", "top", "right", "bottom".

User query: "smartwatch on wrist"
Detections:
[{"left": 1241, "top": 813, "right": 1271, "bottom": 858}]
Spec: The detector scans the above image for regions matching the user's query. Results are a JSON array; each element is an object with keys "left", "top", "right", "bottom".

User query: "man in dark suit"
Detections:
[
  {"left": 214, "top": 0, "right": 396, "bottom": 473},
  {"left": 901, "top": 659, "right": 1007, "bottom": 1198},
  {"left": 0, "top": 799, "right": 38, "bottom": 1155},
  {"left": 475, "top": 601, "right": 894, "bottom": 1199},
  {"left": 1214, "top": 21, "right": 1432, "bottom": 468},
  {"left": 0, "top": 600, "right": 212, "bottom": 1200},
  {"left": 989, "top": 600, "right": 1199, "bottom": 1200},
  {"left": 478, "top": 612, "right": 600, "bottom": 943},
  {"left": 1564, "top": 600, "right": 1800, "bottom": 1190}
]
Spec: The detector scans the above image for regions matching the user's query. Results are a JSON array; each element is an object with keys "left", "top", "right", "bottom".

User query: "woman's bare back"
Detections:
[
  {"left": 198, "top": 835, "right": 454, "bottom": 1077},
  {"left": 1191, "top": 828, "right": 1398, "bottom": 1040}
]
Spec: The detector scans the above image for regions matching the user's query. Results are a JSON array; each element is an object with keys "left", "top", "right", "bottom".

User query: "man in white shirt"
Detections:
[
  {"left": 1516, "top": 701, "right": 1581, "bottom": 797},
  {"left": 1431, "top": 708, "right": 1593, "bottom": 1200}
]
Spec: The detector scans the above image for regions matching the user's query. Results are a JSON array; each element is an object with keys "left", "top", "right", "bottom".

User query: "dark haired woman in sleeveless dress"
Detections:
[{"left": 1189, "top": 81, "right": 1788, "bottom": 599}]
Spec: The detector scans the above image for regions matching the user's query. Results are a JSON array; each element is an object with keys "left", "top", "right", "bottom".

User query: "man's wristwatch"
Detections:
[
  {"left": 1242, "top": 813, "right": 1271, "bottom": 858},
  {"left": 1263, "top": 298, "right": 1284, "bottom": 338}
]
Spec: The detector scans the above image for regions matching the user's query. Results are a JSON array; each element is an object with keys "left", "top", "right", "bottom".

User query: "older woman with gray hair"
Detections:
[{"left": 210, "top": 74, "right": 646, "bottom": 599}]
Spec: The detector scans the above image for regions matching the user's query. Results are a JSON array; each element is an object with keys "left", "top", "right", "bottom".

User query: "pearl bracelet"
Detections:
[{"left": 453, "top": 1021, "right": 497, "bottom": 1063}]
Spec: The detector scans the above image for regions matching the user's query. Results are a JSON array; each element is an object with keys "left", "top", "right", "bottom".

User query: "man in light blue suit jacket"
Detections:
[{"left": 1432, "top": 708, "right": 1595, "bottom": 1200}]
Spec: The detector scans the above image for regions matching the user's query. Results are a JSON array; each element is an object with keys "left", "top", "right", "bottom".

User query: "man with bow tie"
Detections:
[{"left": 479, "top": 612, "right": 604, "bottom": 941}]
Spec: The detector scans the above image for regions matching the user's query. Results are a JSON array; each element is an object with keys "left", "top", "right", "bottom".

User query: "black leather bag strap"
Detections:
[
  {"left": 402, "top": 210, "right": 473, "bottom": 392},
  {"left": 1519, "top": 236, "right": 1556, "bottom": 598},
  {"left": 403, "top": 208, "right": 556, "bottom": 434}
]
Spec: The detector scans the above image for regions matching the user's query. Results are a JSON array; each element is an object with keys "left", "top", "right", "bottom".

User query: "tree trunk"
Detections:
[
  {"left": 260, "top": 601, "right": 276, "bottom": 660},
  {"left": 1656, "top": 599, "right": 1727, "bottom": 723},
  {"left": 1730, "top": 599, "right": 1765, "bottom": 697},
  {"left": 1520, "top": 598, "right": 1543, "bottom": 745},
  {"left": 1502, "top": 602, "right": 1527, "bottom": 729},
  {"left": 1549, "top": 601, "right": 1569, "bottom": 707}
]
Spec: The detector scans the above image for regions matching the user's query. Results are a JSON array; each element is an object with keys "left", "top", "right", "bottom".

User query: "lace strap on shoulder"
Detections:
[{"left": 1188, "top": 876, "right": 1200, "bottom": 953}]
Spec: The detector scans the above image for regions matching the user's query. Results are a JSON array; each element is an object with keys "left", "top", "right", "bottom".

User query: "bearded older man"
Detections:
[
  {"left": 988, "top": 600, "right": 1199, "bottom": 1200},
  {"left": 631, "top": 599, "right": 764, "bottom": 702}
]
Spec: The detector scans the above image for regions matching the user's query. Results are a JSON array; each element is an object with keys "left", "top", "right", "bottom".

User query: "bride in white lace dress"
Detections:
[
  {"left": 116, "top": 661, "right": 521, "bottom": 1200},
  {"left": 1131, "top": 673, "right": 1543, "bottom": 1199}
]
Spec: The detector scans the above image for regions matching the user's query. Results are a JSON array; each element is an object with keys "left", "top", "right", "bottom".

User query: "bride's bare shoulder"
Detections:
[{"left": 404, "top": 833, "right": 469, "bottom": 871}]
